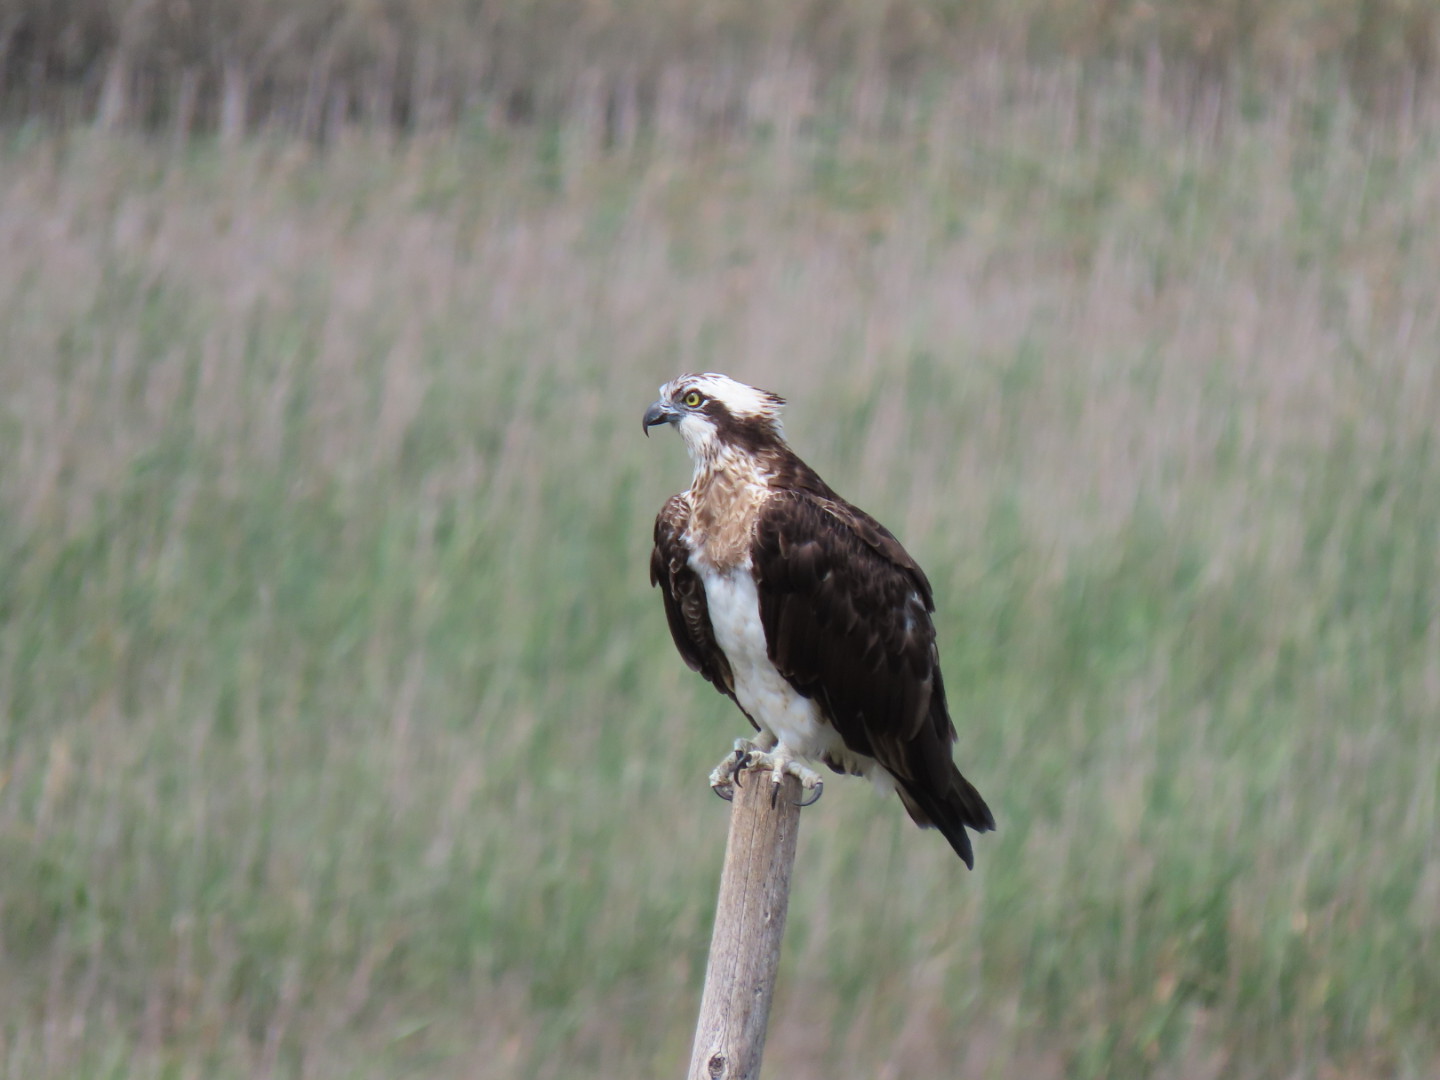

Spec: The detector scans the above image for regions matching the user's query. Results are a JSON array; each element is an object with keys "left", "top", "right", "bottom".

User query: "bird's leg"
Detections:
[
  {"left": 709, "top": 734, "right": 776, "bottom": 800},
  {"left": 709, "top": 734, "right": 823, "bottom": 807},
  {"left": 757, "top": 742, "right": 825, "bottom": 808}
]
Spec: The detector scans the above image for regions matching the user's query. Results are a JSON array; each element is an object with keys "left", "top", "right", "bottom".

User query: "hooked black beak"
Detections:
[{"left": 643, "top": 400, "right": 677, "bottom": 436}]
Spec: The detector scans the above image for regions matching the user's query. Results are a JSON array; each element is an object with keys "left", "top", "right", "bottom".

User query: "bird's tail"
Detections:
[{"left": 898, "top": 767, "right": 995, "bottom": 869}]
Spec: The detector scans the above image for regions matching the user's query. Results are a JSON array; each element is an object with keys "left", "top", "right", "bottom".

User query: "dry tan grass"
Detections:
[{"left": 4, "top": 1, "right": 1440, "bottom": 136}]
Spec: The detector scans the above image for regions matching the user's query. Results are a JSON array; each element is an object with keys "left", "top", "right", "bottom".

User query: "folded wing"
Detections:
[{"left": 751, "top": 492, "right": 995, "bottom": 865}]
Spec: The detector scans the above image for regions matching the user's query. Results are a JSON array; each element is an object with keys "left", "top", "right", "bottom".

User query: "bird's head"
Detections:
[{"left": 643, "top": 373, "right": 787, "bottom": 465}]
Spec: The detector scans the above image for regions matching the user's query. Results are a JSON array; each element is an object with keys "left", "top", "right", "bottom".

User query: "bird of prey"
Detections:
[{"left": 644, "top": 373, "right": 994, "bottom": 867}]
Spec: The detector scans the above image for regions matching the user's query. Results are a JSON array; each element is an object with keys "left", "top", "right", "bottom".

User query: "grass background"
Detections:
[
  {"left": 7, "top": 0, "right": 1440, "bottom": 135},
  {"left": 1, "top": 20, "right": 1439, "bottom": 1080}
]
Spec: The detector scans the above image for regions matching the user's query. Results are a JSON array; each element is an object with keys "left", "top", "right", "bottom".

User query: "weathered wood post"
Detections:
[{"left": 686, "top": 769, "right": 804, "bottom": 1080}]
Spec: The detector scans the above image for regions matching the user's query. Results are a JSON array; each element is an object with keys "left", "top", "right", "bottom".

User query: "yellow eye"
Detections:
[{"left": 683, "top": 391, "right": 703, "bottom": 408}]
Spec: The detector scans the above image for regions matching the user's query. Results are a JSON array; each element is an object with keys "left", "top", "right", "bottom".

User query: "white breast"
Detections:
[{"left": 696, "top": 559, "right": 847, "bottom": 764}]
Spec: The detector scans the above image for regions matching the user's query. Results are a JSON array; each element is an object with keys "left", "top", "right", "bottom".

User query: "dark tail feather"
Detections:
[{"left": 898, "top": 768, "right": 995, "bottom": 869}]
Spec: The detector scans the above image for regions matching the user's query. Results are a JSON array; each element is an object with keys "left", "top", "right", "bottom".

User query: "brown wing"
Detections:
[
  {"left": 752, "top": 492, "right": 994, "bottom": 866},
  {"left": 650, "top": 495, "right": 753, "bottom": 725}
]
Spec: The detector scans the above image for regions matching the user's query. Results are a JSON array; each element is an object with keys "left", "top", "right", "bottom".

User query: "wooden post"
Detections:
[{"left": 686, "top": 769, "right": 804, "bottom": 1080}]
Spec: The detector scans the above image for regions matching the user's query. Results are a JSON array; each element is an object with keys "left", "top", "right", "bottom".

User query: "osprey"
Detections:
[{"left": 644, "top": 373, "right": 995, "bottom": 867}]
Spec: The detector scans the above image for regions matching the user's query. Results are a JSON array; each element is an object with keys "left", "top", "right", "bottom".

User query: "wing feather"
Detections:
[
  {"left": 752, "top": 492, "right": 995, "bottom": 865},
  {"left": 650, "top": 495, "right": 750, "bottom": 719}
]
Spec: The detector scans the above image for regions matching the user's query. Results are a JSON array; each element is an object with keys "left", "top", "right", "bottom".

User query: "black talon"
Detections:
[
  {"left": 713, "top": 784, "right": 735, "bottom": 803},
  {"left": 770, "top": 780, "right": 780, "bottom": 809},
  {"left": 732, "top": 748, "right": 748, "bottom": 788},
  {"left": 794, "top": 780, "right": 824, "bottom": 808}
]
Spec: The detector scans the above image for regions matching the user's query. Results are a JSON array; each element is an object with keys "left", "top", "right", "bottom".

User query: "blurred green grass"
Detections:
[{"left": 1, "top": 69, "right": 1438, "bottom": 1079}]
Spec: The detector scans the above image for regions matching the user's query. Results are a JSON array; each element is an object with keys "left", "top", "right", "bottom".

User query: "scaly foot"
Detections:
[
  {"left": 708, "top": 736, "right": 771, "bottom": 797},
  {"left": 709, "top": 737, "right": 823, "bottom": 807}
]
